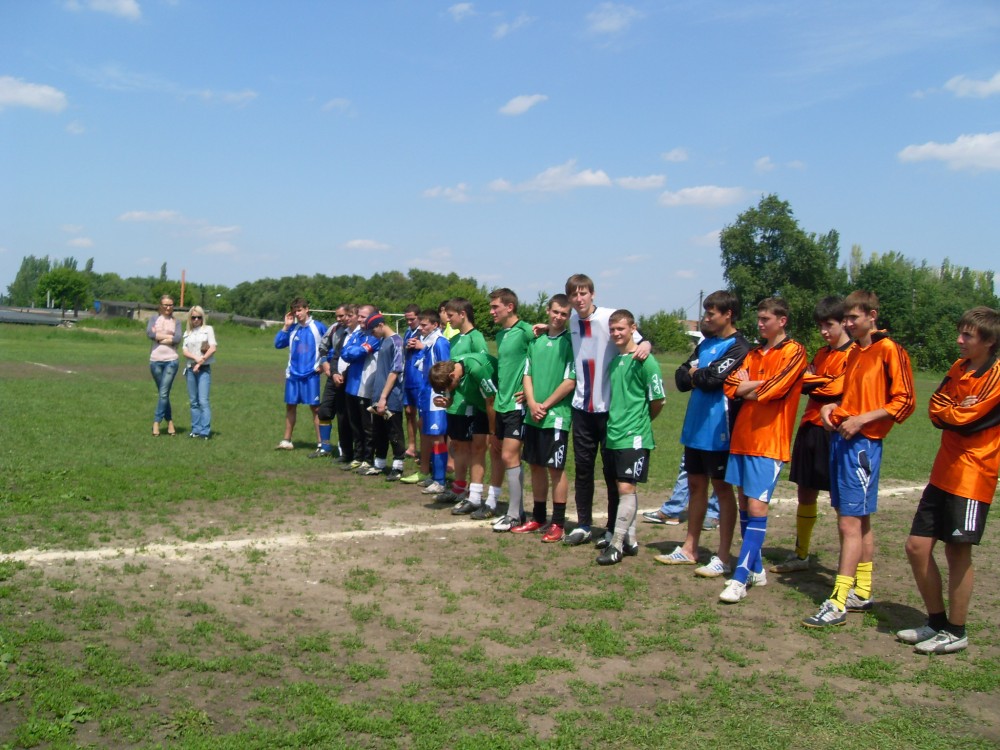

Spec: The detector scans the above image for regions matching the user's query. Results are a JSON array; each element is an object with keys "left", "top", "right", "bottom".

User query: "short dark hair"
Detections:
[
  {"left": 489, "top": 288, "right": 518, "bottom": 311},
  {"left": 429, "top": 360, "right": 458, "bottom": 392},
  {"left": 813, "top": 296, "right": 846, "bottom": 324},
  {"left": 548, "top": 293, "right": 570, "bottom": 309},
  {"left": 445, "top": 297, "right": 475, "bottom": 325},
  {"left": 757, "top": 297, "right": 789, "bottom": 319},
  {"left": 959, "top": 306, "right": 1000, "bottom": 356},
  {"left": 290, "top": 297, "right": 308, "bottom": 310},
  {"left": 565, "top": 273, "right": 594, "bottom": 296},
  {"left": 703, "top": 290, "right": 740, "bottom": 321},
  {"left": 419, "top": 309, "right": 440, "bottom": 325},
  {"left": 609, "top": 309, "right": 635, "bottom": 326},
  {"left": 404, "top": 303, "right": 421, "bottom": 315}
]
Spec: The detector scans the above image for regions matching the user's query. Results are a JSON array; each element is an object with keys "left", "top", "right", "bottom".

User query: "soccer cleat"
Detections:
[
  {"left": 623, "top": 541, "right": 640, "bottom": 557},
  {"left": 398, "top": 472, "right": 422, "bottom": 484},
  {"left": 511, "top": 520, "right": 543, "bottom": 534},
  {"left": 491, "top": 514, "right": 520, "bottom": 532},
  {"left": 801, "top": 600, "right": 847, "bottom": 628},
  {"left": 654, "top": 546, "right": 697, "bottom": 565},
  {"left": 695, "top": 555, "right": 731, "bottom": 578},
  {"left": 541, "top": 524, "right": 564, "bottom": 543},
  {"left": 332, "top": 454, "right": 350, "bottom": 464},
  {"left": 748, "top": 570, "right": 768, "bottom": 588},
  {"left": 642, "top": 510, "right": 681, "bottom": 525},
  {"left": 307, "top": 448, "right": 333, "bottom": 459},
  {"left": 355, "top": 462, "right": 374, "bottom": 475},
  {"left": 341, "top": 460, "right": 362, "bottom": 471},
  {"left": 562, "top": 527, "right": 593, "bottom": 546},
  {"left": 896, "top": 623, "right": 938, "bottom": 645},
  {"left": 719, "top": 579, "right": 748, "bottom": 604},
  {"left": 770, "top": 553, "right": 811, "bottom": 573},
  {"left": 914, "top": 630, "right": 968, "bottom": 654},
  {"left": 417, "top": 476, "right": 434, "bottom": 488},
  {"left": 595, "top": 530, "right": 614, "bottom": 550},
  {"left": 433, "top": 489, "right": 459, "bottom": 503},
  {"left": 471, "top": 504, "right": 497, "bottom": 521},
  {"left": 451, "top": 499, "right": 479, "bottom": 515},
  {"left": 596, "top": 546, "right": 623, "bottom": 566},
  {"left": 362, "top": 465, "right": 384, "bottom": 476},
  {"left": 275, "top": 439, "right": 294, "bottom": 450},
  {"left": 845, "top": 589, "right": 874, "bottom": 612},
  {"left": 421, "top": 481, "right": 447, "bottom": 495},
  {"left": 385, "top": 469, "right": 404, "bottom": 482},
  {"left": 702, "top": 517, "right": 720, "bottom": 531}
]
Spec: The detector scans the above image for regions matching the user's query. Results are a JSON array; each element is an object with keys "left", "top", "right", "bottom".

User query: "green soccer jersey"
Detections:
[
  {"left": 525, "top": 330, "right": 576, "bottom": 430},
  {"left": 494, "top": 319, "right": 534, "bottom": 413},
  {"left": 606, "top": 352, "right": 665, "bottom": 450},
  {"left": 447, "top": 328, "right": 489, "bottom": 415},
  {"left": 453, "top": 352, "right": 498, "bottom": 413}
]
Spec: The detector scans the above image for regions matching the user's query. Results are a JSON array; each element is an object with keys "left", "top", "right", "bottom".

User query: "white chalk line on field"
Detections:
[
  {"left": 28, "top": 362, "right": 76, "bottom": 374},
  {"left": 1, "top": 485, "right": 927, "bottom": 566}
]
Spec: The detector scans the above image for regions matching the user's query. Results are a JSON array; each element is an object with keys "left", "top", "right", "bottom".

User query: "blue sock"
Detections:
[
  {"left": 733, "top": 516, "right": 768, "bottom": 585},
  {"left": 432, "top": 443, "right": 448, "bottom": 484},
  {"left": 739, "top": 509, "right": 749, "bottom": 538},
  {"left": 319, "top": 422, "right": 332, "bottom": 452}
]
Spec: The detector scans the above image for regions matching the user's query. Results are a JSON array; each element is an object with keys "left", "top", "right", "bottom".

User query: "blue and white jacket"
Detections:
[{"left": 274, "top": 317, "right": 327, "bottom": 379}]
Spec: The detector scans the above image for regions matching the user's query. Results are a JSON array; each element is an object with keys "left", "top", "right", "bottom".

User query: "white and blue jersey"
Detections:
[
  {"left": 371, "top": 333, "right": 405, "bottom": 413},
  {"left": 417, "top": 329, "right": 451, "bottom": 412},
  {"left": 274, "top": 318, "right": 327, "bottom": 380},
  {"left": 676, "top": 333, "right": 750, "bottom": 452},
  {"left": 339, "top": 327, "right": 382, "bottom": 397}
]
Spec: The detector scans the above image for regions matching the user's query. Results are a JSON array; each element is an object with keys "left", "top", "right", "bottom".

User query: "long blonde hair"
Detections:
[{"left": 186, "top": 305, "right": 206, "bottom": 332}]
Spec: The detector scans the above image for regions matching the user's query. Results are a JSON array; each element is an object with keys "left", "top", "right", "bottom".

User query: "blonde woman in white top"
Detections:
[{"left": 182, "top": 306, "right": 218, "bottom": 438}]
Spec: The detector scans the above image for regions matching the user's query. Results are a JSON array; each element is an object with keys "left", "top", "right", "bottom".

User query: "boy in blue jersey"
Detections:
[
  {"left": 411, "top": 310, "right": 452, "bottom": 493},
  {"left": 401, "top": 304, "right": 422, "bottom": 460},
  {"left": 655, "top": 291, "right": 750, "bottom": 577},
  {"left": 274, "top": 297, "right": 328, "bottom": 451},
  {"left": 338, "top": 304, "right": 382, "bottom": 472},
  {"left": 367, "top": 313, "right": 407, "bottom": 480}
]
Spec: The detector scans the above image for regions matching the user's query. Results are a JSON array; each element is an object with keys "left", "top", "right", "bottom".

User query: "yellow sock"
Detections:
[
  {"left": 854, "top": 561, "right": 873, "bottom": 600},
  {"left": 831, "top": 575, "right": 853, "bottom": 610},
  {"left": 794, "top": 506, "right": 818, "bottom": 559}
]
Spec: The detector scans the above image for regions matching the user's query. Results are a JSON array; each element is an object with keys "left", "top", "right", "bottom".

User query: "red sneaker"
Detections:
[
  {"left": 511, "top": 519, "right": 543, "bottom": 534},
  {"left": 541, "top": 524, "right": 564, "bottom": 543}
]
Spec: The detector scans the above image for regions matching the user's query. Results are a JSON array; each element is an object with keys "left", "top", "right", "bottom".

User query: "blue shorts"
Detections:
[
  {"left": 420, "top": 408, "right": 448, "bottom": 436},
  {"left": 404, "top": 384, "right": 422, "bottom": 408},
  {"left": 285, "top": 375, "right": 321, "bottom": 406},
  {"left": 829, "top": 434, "right": 881, "bottom": 516},
  {"left": 725, "top": 454, "right": 783, "bottom": 503}
]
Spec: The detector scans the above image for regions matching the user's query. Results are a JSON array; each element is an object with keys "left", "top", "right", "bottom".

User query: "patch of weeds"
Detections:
[
  {"left": 347, "top": 601, "right": 381, "bottom": 624},
  {"left": 293, "top": 631, "right": 332, "bottom": 654},
  {"left": 345, "top": 660, "right": 389, "bottom": 682},
  {"left": 818, "top": 655, "right": 901, "bottom": 685},
  {"left": 567, "top": 678, "right": 603, "bottom": 707},
  {"left": 122, "top": 562, "right": 148, "bottom": 575},
  {"left": 470, "top": 547, "right": 511, "bottom": 569},
  {"left": 244, "top": 547, "right": 267, "bottom": 564},
  {"left": 177, "top": 600, "right": 216, "bottom": 616},
  {"left": 715, "top": 646, "right": 751, "bottom": 667},
  {"left": 47, "top": 578, "right": 78, "bottom": 593},
  {"left": 340, "top": 633, "right": 365, "bottom": 654},
  {"left": 403, "top": 556, "right": 421, "bottom": 566},
  {"left": 160, "top": 707, "right": 214, "bottom": 740},
  {"left": 344, "top": 567, "right": 382, "bottom": 593},
  {"left": 382, "top": 614, "right": 421, "bottom": 634},
  {"left": 915, "top": 656, "right": 1000, "bottom": 692},
  {"left": 558, "top": 619, "right": 627, "bottom": 658}
]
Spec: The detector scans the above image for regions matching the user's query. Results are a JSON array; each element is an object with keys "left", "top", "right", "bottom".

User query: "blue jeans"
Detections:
[
  {"left": 150, "top": 360, "right": 179, "bottom": 423},
  {"left": 185, "top": 365, "right": 212, "bottom": 436},
  {"left": 661, "top": 454, "right": 720, "bottom": 519}
]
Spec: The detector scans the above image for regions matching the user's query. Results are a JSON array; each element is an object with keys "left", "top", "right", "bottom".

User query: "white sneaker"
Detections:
[
  {"left": 719, "top": 579, "right": 747, "bottom": 603},
  {"left": 491, "top": 515, "right": 520, "bottom": 533},
  {"left": 770, "top": 552, "right": 811, "bottom": 573},
  {"left": 896, "top": 623, "right": 938, "bottom": 645},
  {"left": 914, "top": 630, "right": 968, "bottom": 654},
  {"left": 275, "top": 439, "right": 294, "bottom": 450},
  {"left": 695, "top": 555, "right": 731, "bottom": 578},
  {"left": 845, "top": 588, "right": 874, "bottom": 611},
  {"left": 748, "top": 569, "right": 767, "bottom": 587},
  {"left": 421, "top": 481, "right": 446, "bottom": 495}
]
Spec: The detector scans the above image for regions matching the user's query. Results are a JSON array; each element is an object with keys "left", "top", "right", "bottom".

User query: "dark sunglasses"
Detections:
[{"left": 191, "top": 316, "right": 203, "bottom": 320}]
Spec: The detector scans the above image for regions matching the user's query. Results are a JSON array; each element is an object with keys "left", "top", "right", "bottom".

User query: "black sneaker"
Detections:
[
  {"left": 471, "top": 505, "right": 497, "bottom": 521},
  {"left": 596, "top": 546, "right": 623, "bottom": 566},
  {"left": 594, "top": 530, "right": 614, "bottom": 550},
  {"left": 451, "top": 499, "right": 480, "bottom": 515},
  {"left": 563, "top": 527, "right": 593, "bottom": 546},
  {"left": 623, "top": 542, "right": 639, "bottom": 557},
  {"left": 308, "top": 448, "right": 333, "bottom": 459},
  {"left": 332, "top": 455, "right": 350, "bottom": 464},
  {"left": 385, "top": 469, "right": 404, "bottom": 482}
]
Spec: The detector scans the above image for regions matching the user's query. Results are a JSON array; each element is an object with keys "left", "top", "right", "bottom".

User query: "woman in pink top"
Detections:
[{"left": 146, "top": 295, "right": 182, "bottom": 436}]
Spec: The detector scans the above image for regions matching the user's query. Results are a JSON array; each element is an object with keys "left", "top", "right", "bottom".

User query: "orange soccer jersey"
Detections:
[
  {"left": 928, "top": 356, "right": 1000, "bottom": 504},
  {"left": 828, "top": 332, "right": 916, "bottom": 440},
  {"left": 800, "top": 341, "right": 852, "bottom": 427},
  {"left": 724, "top": 337, "right": 807, "bottom": 462}
]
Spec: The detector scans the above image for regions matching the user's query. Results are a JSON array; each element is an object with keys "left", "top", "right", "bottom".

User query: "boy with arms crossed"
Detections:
[
  {"left": 803, "top": 290, "right": 915, "bottom": 627},
  {"left": 402, "top": 304, "right": 423, "bottom": 461},
  {"left": 413, "top": 310, "right": 452, "bottom": 494},
  {"left": 487, "top": 288, "right": 535, "bottom": 532},
  {"left": 771, "top": 296, "right": 851, "bottom": 573},
  {"left": 515, "top": 294, "right": 576, "bottom": 541},
  {"left": 274, "top": 297, "right": 327, "bottom": 450},
  {"left": 598, "top": 309, "right": 666, "bottom": 565},
  {"left": 367, "top": 313, "right": 407, "bottom": 480},
  {"left": 655, "top": 290, "right": 749, "bottom": 577},
  {"left": 719, "top": 298, "right": 807, "bottom": 603},
  {"left": 899, "top": 306, "right": 1000, "bottom": 653}
]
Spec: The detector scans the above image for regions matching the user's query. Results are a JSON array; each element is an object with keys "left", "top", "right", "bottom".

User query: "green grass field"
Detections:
[{"left": 0, "top": 320, "right": 997, "bottom": 749}]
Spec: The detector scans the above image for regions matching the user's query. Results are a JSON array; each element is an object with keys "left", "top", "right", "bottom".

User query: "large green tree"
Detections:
[
  {"left": 7, "top": 255, "right": 52, "bottom": 305},
  {"left": 720, "top": 194, "right": 846, "bottom": 343},
  {"left": 36, "top": 267, "right": 90, "bottom": 311},
  {"left": 638, "top": 309, "right": 692, "bottom": 353}
]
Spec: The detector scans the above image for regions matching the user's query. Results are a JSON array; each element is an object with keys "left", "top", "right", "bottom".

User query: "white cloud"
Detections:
[
  {"left": 215, "top": 89, "right": 257, "bottom": 106},
  {"left": 494, "top": 13, "right": 532, "bottom": 39},
  {"left": 944, "top": 71, "right": 1000, "bottom": 98},
  {"left": 674, "top": 269, "right": 697, "bottom": 279},
  {"left": 586, "top": 3, "right": 642, "bottom": 35},
  {"left": 412, "top": 246, "right": 454, "bottom": 270},
  {"left": 616, "top": 175, "right": 665, "bottom": 190},
  {"left": 491, "top": 159, "right": 612, "bottom": 192},
  {"left": 661, "top": 147, "right": 688, "bottom": 163},
  {"left": 658, "top": 186, "right": 746, "bottom": 207},
  {"left": 322, "top": 97, "right": 355, "bottom": 115},
  {"left": 198, "top": 241, "right": 238, "bottom": 255},
  {"left": 65, "top": 0, "right": 141, "bottom": 21},
  {"left": 787, "top": 160, "right": 806, "bottom": 170},
  {"left": 447, "top": 3, "right": 474, "bottom": 22},
  {"left": 79, "top": 64, "right": 255, "bottom": 106},
  {"left": 62, "top": 224, "right": 85, "bottom": 234},
  {"left": 0, "top": 76, "right": 68, "bottom": 113},
  {"left": 600, "top": 268, "right": 621, "bottom": 278},
  {"left": 692, "top": 229, "right": 721, "bottom": 247},
  {"left": 66, "top": 121, "right": 86, "bottom": 135},
  {"left": 499, "top": 94, "right": 548, "bottom": 116},
  {"left": 622, "top": 254, "right": 648, "bottom": 263},
  {"left": 898, "top": 131, "right": 1000, "bottom": 171},
  {"left": 196, "top": 225, "right": 240, "bottom": 239},
  {"left": 68, "top": 237, "right": 94, "bottom": 248},
  {"left": 119, "top": 210, "right": 184, "bottom": 223},
  {"left": 343, "top": 239, "right": 390, "bottom": 251},
  {"left": 423, "top": 183, "right": 471, "bottom": 203},
  {"left": 755, "top": 156, "right": 776, "bottom": 172}
]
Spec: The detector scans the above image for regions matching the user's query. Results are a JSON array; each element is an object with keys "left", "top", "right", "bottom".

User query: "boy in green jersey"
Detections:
[
  {"left": 487, "top": 288, "right": 536, "bottom": 532},
  {"left": 599, "top": 309, "right": 666, "bottom": 565},
  {"left": 517, "top": 294, "right": 577, "bottom": 542}
]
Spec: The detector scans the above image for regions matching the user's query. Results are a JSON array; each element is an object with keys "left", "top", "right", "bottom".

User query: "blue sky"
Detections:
[{"left": 2, "top": 1, "right": 999, "bottom": 317}]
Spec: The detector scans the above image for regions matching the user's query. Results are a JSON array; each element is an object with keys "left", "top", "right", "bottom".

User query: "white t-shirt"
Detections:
[{"left": 182, "top": 325, "right": 217, "bottom": 366}]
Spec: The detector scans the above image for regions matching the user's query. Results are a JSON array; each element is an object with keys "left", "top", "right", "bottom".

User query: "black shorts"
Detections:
[
  {"left": 495, "top": 409, "right": 525, "bottom": 441},
  {"left": 789, "top": 421, "right": 833, "bottom": 491},
  {"left": 683, "top": 446, "right": 728, "bottom": 480},
  {"left": 447, "top": 411, "right": 489, "bottom": 442},
  {"left": 523, "top": 424, "right": 569, "bottom": 470},
  {"left": 610, "top": 448, "right": 650, "bottom": 484},
  {"left": 909, "top": 484, "right": 990, "bottom": 545}
]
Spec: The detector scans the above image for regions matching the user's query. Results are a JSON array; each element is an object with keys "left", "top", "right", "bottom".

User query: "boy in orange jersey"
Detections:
[
  {"left": 803, "top": 290, "right": 915, "bottom": 628},
  {"left": 772, "top": 296, "right": 852, "bottom": 573},
  {"left": 898, "top": 306, "right": 1000, "bottom": 654},
  {"left": 719, "top": 298, "right": 807, "bottom": 604}
]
